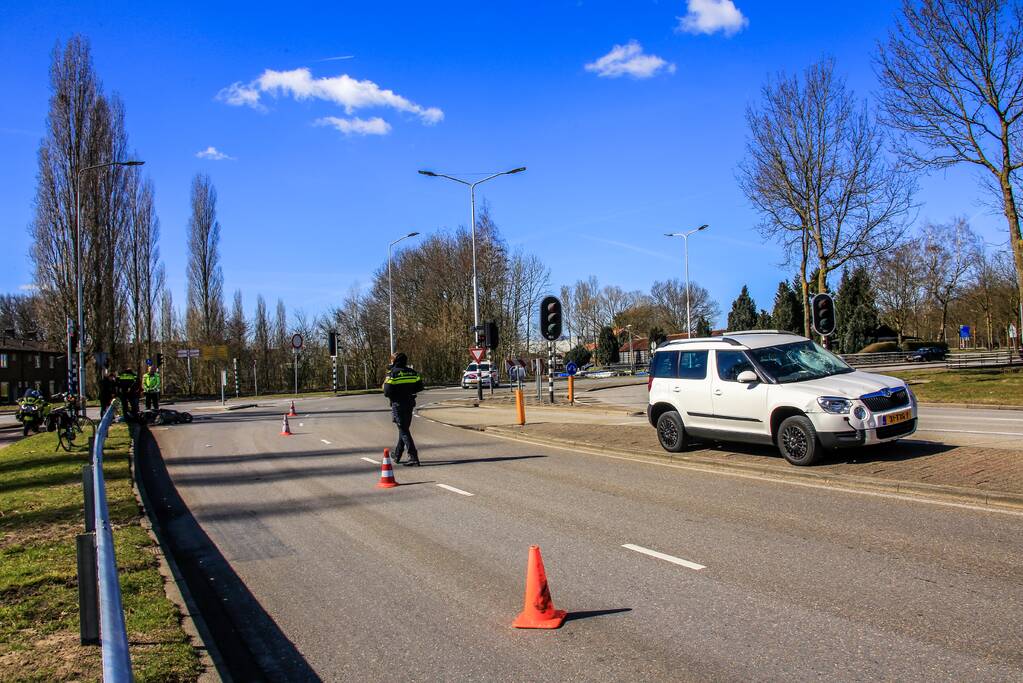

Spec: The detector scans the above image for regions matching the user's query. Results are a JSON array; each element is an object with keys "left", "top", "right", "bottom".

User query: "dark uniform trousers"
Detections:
[
  {"left": 145, "top": 392, "right": 160, "bottom": 410},
  {"left": 391, "top": 401, "right": 417, "bottom": 462}
]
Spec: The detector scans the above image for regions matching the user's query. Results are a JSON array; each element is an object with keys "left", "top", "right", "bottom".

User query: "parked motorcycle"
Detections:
[{"left": 15, "top": 390, "right": 48, "bottom": 437}]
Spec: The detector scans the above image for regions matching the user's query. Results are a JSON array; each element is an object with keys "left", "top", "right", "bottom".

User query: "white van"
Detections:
[{"left": 647, "top": 331, "right": 917, "bottom": 465}]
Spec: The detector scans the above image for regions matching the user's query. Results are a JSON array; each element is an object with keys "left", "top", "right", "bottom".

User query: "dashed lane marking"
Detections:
[
  {"left": 436, "top": 483, "right": 474, "bottom": 497},
  {"left": 622, "top": 544, "right": 705, "bottom": 571},
  {"left": 360, "top": 457, "right": 378, "bottom": 464},
  {"left": 321, "top": 439, "right": 331, "bottom": 445}
]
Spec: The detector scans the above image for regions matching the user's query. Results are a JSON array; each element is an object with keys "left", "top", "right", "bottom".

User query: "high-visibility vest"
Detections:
[{"left": 143, "top": 373, "right": 160, "bottom": 392}]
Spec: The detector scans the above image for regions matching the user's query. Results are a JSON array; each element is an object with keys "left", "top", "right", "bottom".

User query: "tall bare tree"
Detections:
[
  {"left": 649, "top": 279, "right": 720, "bottom": 333},
  {"left": 739, "top": 57, "right": 916, "bottom": 336},
  {"left": 872, "top": 240, "right": 927, "bottom": 343},
  {"left": 921, "top": 218, "right": 979, "bottom": 341},
  {"left": 124, "top": 173, "right": 163, "bottom": 363},
  {"left": 185, "top": 173, "right": 225, "bottom": 345},
  {"left": 878, "top": 0, "right": 1023, "bottom": 327}
]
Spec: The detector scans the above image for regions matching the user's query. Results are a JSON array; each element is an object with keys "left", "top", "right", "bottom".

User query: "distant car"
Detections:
[
  {"left": 461, "top": 362, "right": 498, "bottom": 389},
  {"left": 907, "top": 347, "right": 947, "bottom": 362}
]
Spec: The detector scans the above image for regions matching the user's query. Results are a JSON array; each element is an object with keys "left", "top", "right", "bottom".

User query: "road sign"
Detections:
[
  {"left": 220, "top": 370, "right": 228, "bottom": 386},
  {"left": 469, "top": 347, "right": 485, "bottom": 363},
  {"left": 565, "top": 361, "right": 578, "bottom": 376},
  {"left": 959, "top": 325, "right": 971, "bottom": 339},
  {"left": 201, "top": 345, "right": 229, "bottom": 361},
  {"left": 176, "top": 348, "right": 200, "bottom": 358},
  {"left": 291, "top": 333, "right": 304, "bottom": 350},
  {"left": 1010, "top": 324, "right": 1017, "bottom": 339}
]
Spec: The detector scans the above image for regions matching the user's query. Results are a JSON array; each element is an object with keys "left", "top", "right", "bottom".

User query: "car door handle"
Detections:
[
  {"left": 672, "top": 387, "right": 681, "bottom": 392},
  {"left": 713, "top": 389, "right": 722, "bottom": 396}
]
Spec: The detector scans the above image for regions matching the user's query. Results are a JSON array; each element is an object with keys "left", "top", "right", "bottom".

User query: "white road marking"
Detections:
[
  {"left": 623, "top": 544, "right": 705, "bottom": 571},
  {"left": 320, "top": 439, "right": 331, "bottom": 445},
  {"left": 918, "top": 428, "right": 1023, "bottom": 436},
  {"left": 360, "top": 457, "right": 379, "bottom": 464},
  {"left": 298, "top": 422, "right": 304, "bottom": 427},
  {"left": 436, "top": 483, "right": 474, "bottom": 497}
]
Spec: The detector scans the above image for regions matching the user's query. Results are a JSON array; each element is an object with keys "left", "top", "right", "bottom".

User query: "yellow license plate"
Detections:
[{"left": 880, "top": 409, "right": 912, "bottom": 426}]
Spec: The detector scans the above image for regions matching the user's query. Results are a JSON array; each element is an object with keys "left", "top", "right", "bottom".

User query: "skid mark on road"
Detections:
[
  {"left": 623, "top": 543, "right": 705, "bottom": 570},
  {"left": 436, "top": 483, "right": 474, "bottom": 497}
]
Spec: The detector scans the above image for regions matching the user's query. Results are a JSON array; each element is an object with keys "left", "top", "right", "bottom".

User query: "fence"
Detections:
[
  {"left": 78, "top": 401, "right": 133, "bottom": 682},
  {"left": 945, "top": 350, "right": 1023, "bottom": 369}
]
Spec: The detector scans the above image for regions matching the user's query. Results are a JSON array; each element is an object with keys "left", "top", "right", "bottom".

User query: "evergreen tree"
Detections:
[
  {"left": 727, "top": 286, "right": 758, "bottom": 331},
  {"left": 756, "top": 309, "right": 773, "bottom": 329},
  {"left": 564, "top": 344, "right": 592, "bottom": 367},
  {"left": 835, "top": 266, "right": 880, "bottom": 353},
  {"left": 596, "top": 325, "right": 620, "bottom": 365},
  {"left": 695, "top": 316, "right": 712, "bottom": 337},
  {"left": 648, "top": 326, "right": 668, "bottom": 348},
  {"left": 771, "top": 281, "right": 802, "bottom": 333}
]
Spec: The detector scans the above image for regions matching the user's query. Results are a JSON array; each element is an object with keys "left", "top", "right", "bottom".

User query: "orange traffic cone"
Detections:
[
  {"left": 512, "top": 545, "right": 566, "bottom": 629},
  {"left": 280, "top": 414, "right": 292, "bottom": 436},
  {"left": 376, "top": 448, "right": 399, "bottom": 488},
  {"left": 288, "top": 400, "right": 298, "bottom": 417}
]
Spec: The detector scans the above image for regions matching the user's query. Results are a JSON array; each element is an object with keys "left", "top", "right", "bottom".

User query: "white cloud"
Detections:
[
  {"left": 677, "top": 0, "right": 748, "bottom": 36},
  {"left": 315, "top": 116, "right": 391, "bottom": 136},
  {"left": 218, "top": 67, "right": 443, "bottom": 125},
  {"left": 18, "top": 283, "right": 38, "bottom": 292},
  {"left": 195, "top": 146, "right": 235, "bottom": 161},
  {"left": 585, "top": 41, "right": 676, "bottom": 79}
]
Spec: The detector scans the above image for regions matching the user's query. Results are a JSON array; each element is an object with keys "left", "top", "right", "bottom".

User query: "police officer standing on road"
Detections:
[
  {"left": 383, "top": 352, "right": 424, "bottom": 466},
  {"left": 115, "top": 366, "right": 141, "bottom": 420},
  {"left": 142, "top": 364, "right": 161, "bottom": 411}
]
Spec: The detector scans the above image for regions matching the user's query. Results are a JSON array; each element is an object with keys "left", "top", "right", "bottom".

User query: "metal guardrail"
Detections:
[
  {"left": 839, "top": 351, "right": 914, "bottom": 367},
  {"left": 91, "top": 401, "right": 134, "bottom": 682},
  {"left": 945, "top": 350, "right": 1023, "bottom": 369}
]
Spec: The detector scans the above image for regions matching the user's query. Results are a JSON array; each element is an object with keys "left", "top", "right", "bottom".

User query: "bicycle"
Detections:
[{"left": 48, "top": 392, "right": 96, "bottom": 452}]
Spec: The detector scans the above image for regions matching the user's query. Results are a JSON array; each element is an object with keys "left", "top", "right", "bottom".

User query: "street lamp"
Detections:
[
  {"left": 75, "top": 160, "right": 144, "bottom": 416},
  {"left": 665, "top": 224, "right": 708, "bottom": 338},
  {"left": 388, "top": 231, "right": 420, "bottom": 356},
  {"left": 418, "top": 166, "right": 526, "bottom": 403}
]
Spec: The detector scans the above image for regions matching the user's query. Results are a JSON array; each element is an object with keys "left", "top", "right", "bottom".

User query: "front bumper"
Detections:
[{"left": 813, "top": 412, "right": 918, "bottom": 449}]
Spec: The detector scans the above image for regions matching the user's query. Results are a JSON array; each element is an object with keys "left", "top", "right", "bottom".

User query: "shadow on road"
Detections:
[
  {"left": 700, "top": 437, "right": 956, "bottom": 467},
  {"left": 136, "top": 428, "right": 321, "bottom": 682},
  {"left": 564, "top": 608, "right": 632, "bottom": 622},
  {"left": 419, "top": 454, "right": 547, "bottom": 467}
]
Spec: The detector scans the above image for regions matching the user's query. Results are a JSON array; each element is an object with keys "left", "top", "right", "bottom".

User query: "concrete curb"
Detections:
[
  {"left": 417, "top": 410, "right": 1023, "bottom": 513},
  {"left": 131, "top": 429, "right": 225, "bottom": 682},
  {"left": 423, "top": 399, "right": 643, "bottom": 418}
]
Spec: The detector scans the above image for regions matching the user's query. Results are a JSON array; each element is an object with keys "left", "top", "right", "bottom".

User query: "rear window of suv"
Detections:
[{"left": 652, "top": 350, "right": 708, "bottom": 379}]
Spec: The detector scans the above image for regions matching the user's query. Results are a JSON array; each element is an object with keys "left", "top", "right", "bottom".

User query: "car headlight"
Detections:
[{"left": 817, "top": 396, "right": 852, "bottom": 414}]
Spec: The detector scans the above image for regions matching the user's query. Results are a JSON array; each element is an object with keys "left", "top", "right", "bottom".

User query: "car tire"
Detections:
[
  {"left": 656, "top": 410, "right": 687, "bottom": 452},
  {"left": 181, "top": 413, "right": 193, "bottom": 423},
  {"left": 777, "top": 415, "right": 820, "bottom": 466}
]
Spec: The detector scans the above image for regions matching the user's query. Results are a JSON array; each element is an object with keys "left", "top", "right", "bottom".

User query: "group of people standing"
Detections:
[{"left": 99, "top": 363, "right": 161, "bottom": 419}]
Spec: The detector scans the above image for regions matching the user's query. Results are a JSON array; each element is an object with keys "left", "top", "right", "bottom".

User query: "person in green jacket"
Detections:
[
  {"left": 142, "top": 366, "right": 161, "bottom": 411},
  {"left": 383, "top": 352, "right": 424, "bottom": 466}
]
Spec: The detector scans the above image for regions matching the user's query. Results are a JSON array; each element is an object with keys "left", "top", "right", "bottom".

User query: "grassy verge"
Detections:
[
  {"left": 880, "top": 367, "right": 1023, "bottom": 406},
  {"left": 0, "top": 428, "right": 201, "bottom": 682}
]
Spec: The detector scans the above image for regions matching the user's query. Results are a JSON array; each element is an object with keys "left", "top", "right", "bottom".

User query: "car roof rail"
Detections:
[
  {"left": 725, "top": 330, "right": 790, "bottom": 335},
  {"left": 660, "top": 337, "right": 742, "bottom": 347}
]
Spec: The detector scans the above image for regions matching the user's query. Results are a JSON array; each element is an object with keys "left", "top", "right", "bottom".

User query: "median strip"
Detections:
[{"left": 623, "top": 543, "right": 705, "bottom": 570}]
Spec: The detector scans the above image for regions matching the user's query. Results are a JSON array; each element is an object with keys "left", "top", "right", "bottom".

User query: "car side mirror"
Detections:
[{"left": 737, "top": 370, "right": 759, "bottom": 384}]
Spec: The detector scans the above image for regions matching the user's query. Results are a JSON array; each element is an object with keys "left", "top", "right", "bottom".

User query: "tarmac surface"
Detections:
[{"left": 148, "top": 388, "right": 1023, "bottom": 681}]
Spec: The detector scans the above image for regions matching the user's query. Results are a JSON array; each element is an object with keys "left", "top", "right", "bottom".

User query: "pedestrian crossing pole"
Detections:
[
  {"left": 233, "top": 357, "right": 239, "bottom": 398},
  {"left": 331, "top": 355, "right": 338, "bottom": 395}
]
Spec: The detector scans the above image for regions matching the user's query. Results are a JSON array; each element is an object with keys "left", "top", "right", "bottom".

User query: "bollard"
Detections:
[
  {"left": 568, "top": 376, "right": 574, "bottom": 404},
  {"left": 515, "top": 388, "right": 526, "bottom": 425},
  {"left": 77, "top": 532, "right": 99, "bottom": 645}
]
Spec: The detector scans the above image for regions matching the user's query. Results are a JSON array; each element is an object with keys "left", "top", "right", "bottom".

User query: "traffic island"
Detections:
[
  {"left": 0, "top": 427, "right": 202, "bottom": 681},
  {"left": 419, "top": 401, "right": 1023, "bottom": 511}
]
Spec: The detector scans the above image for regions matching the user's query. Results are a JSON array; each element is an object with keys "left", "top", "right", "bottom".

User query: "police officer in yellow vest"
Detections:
[
  {"left": 143, "top": 365, "right": 161, "bottom": 411},
  {"left": 116, "top": 367, "right": 141, "bottom": 420},
  {"left": 383, "top": 352, "right": 424, "bottom": 466}
]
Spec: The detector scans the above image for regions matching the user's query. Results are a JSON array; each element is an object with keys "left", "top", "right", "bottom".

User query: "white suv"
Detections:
[
  {"left": 647, "top": 331, "right": 917, "bottom": 465},
  {"left": 461, "top": 362, "right": 498, "bottom": 389}
]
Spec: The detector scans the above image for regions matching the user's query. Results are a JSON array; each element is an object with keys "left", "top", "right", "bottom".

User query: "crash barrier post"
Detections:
[
  {"left": 89, "top": 401, "right": 134, "bottom": 681},
  {"left": 515, "top": 389, "right": 526, "bottom": 426}
]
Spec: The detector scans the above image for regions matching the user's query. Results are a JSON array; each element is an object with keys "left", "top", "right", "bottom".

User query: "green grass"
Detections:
[
  {"left": 880, "top": 367, "right": 1023, "bottom": 406},
  {"left": 0, "top": 428, "right": 201, "bottom": 682}
]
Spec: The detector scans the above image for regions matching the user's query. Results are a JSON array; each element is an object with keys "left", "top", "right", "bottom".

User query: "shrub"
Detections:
[{"left": 858, "top": 341, "right": 900, "bottom": 353}]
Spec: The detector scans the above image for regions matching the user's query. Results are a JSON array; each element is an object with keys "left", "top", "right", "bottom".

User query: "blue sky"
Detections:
[{"left": 0, "top": 1, "right": 1008, "bottom": 327}]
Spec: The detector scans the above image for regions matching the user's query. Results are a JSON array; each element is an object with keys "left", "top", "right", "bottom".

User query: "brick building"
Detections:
[{"left": 0, "top": 332, "right": 69, "bottom": 404}]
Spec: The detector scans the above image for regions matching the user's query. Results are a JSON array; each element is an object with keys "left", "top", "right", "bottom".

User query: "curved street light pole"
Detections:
[
  {"left": 75, "top": 160, "right": 144, "bottom": 418},
  {"left": 419, "top": 167, "right": 526, "bottom": 402},
  {"left": 388, "top": 232, "right": 420, "bottom": 356},
  {"left": 665, "top": 224, "right": 709, "bottom": 338}
]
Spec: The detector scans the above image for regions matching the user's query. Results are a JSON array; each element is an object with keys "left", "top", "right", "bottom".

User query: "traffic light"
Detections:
[
  {"left": 156, "top": 352, "right": 163, "bottom": 368},
  {"left": 328, "top": 331, "right": 338, "bottom": 357},
  {"left": 484, "top": 321, "right": 499, "bottom": 350},
  {"left": 811, "top": 293, "right": 837, "bottom": 337},
  {"left": 540, "top": 296, "right": 563, "bottom": 342}
]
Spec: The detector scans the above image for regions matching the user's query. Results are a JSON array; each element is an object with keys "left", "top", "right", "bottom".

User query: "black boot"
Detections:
[{"left": 402, "top": 457, "right": 420, "bottom": 466}]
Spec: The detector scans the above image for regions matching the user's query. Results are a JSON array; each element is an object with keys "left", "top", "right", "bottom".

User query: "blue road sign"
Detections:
[
  {"left": 566, "top": 361, "right": 578, "bottom": 376},
  {"left": 959, "top": 325, "right": 971, "bottom": 339}
]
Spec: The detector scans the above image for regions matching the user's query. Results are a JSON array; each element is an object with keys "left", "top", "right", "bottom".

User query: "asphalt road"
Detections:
[
  {"left": 588, "top": 383, "right": 1023, "bottom": 448},
  {"left": 150, "top": 388, "right": 1023, "bottom": 681}
]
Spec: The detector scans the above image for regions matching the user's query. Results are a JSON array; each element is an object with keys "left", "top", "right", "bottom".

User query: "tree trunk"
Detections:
[{"left": 999, "top": 177, "right": 1023, "bottom": 345}]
